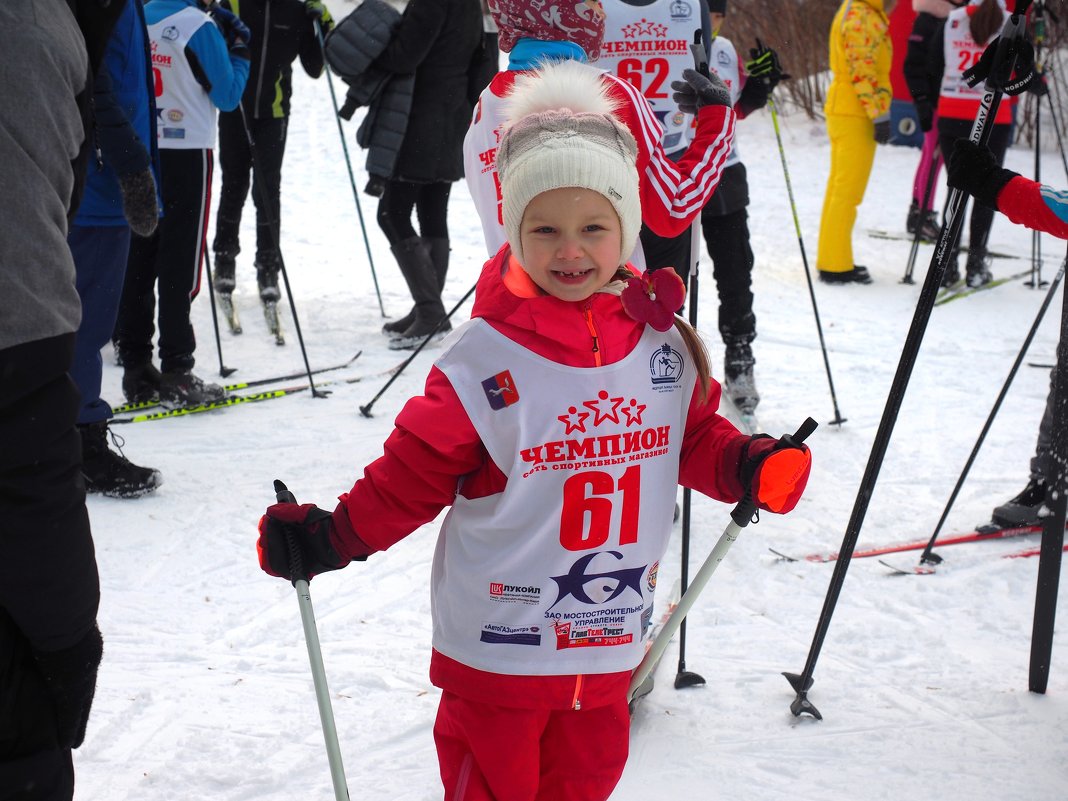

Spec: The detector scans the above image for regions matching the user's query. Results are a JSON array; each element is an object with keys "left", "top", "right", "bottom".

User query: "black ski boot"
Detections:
[
  {"left": 214, "top": 250, "right": 237, "bottom": 294},
  {"left": 721, "top": 316, "right": 759, "bottom": 415},
  {"left": 78, "top": 421, "right": 162, "bottom": 498},
  {"left": 818, "top": 265, "right": 872, "bottom": 285},
  {"left": 159, "top": 368, "right": 227, "bottom": 409},
  {"left": 255, "top": 253, "right": 281, "bottom": 303},
  {"left": 965, "top": 248, "right": 992, "bottom": 288},
  {"left": 941, "top": 252, "right": 961, "bottom": 288},
  {"left": 388, "top": 236, "right": 450, "bottom": 351},
  {"left": 992, "top": 478, "right": 1048, "bottom": 527},
  {"left": 122, "top": 362, "right": 162, "bottom": 404},
  {"left": 907, "top": 200, "right": 940, "bottom": 242}
]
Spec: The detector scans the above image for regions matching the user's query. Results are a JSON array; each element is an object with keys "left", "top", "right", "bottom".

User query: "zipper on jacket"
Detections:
[
  {"left": 583, "top": 307, "right": 602, "bottom": 367},
  {"left": 572, "top": 674, "right": 583, "bottom": 711},
  {"left": 254, "top": 3, "right": 271, "bottom": 112}
]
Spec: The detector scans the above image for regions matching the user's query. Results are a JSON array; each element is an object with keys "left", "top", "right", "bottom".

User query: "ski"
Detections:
[
  {"left": 879, "top": 542, "right": 1068, "bottom": 575},
  {"left": 867, "top": 229, "right": 1019, "bottom": 260},
  {"left": 934, "top": 269, "right": 1032, "bottom": 306},
  {"left": 628, "top": 579, "right": 681, "bottom": 713},
  {"left": 263, "top": 300, "right": 285, "bottom": 346},
  {"left": 112, "top": 359, "right": 405, "bottom": 424},
  {"left": 769, "top": 523, "right": 1043, "bottom": 564},
  {"left": 110, "top": 351, "right": 363, "bottom": 415},
  {"left": 217, "top": 291, "right": 242, "bottom": 334}
]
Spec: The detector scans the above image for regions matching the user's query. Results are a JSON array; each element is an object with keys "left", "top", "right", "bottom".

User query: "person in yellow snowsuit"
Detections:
[{"left": 817, "top": 0, "right": 896, "bottom": 284}]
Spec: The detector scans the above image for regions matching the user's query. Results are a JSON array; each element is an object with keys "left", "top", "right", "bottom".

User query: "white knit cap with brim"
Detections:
[{"left": 496, "top": 62, "right": 641, "bottom": 266}]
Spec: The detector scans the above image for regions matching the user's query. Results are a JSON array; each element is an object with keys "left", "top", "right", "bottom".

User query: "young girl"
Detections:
[{"left": 257, "top": 67, "right": 811, "bottom": 801}]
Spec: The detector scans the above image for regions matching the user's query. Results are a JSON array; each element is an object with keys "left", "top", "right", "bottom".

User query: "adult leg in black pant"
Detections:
[
  {"left": 213, "top": 110, "right": 251, "bottom": 293},
  {"left": 703, "top": 207, "right": 759, "bottom": 413},
  {"left": 378, "top": 180, "right": 451, "bottom": 349},
  {"left": 0, "top": 334, "right": 103, "bottom": 801},
  {"left": 118, "top": 148, "right": 224, "bottom": 408}
]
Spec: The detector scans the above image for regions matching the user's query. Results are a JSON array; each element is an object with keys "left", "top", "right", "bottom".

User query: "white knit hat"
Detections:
[{"left": 496, "top": 61, "right": 640, "bottom": 266}]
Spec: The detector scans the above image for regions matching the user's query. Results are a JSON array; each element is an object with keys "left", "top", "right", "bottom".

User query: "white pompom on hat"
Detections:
[{"left": 496, "top": 60, "right": 641, "bottom": 266}]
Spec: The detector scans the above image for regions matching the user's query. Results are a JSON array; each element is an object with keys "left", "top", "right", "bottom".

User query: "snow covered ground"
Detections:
[{"left": 75, "top": 29, "right": 1067, "bottom": 801}]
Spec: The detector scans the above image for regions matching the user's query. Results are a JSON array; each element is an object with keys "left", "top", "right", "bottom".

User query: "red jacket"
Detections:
[
  {"left": 330, "top": 248, "right": 750, "bottom": 709},
  {"left": 997, "top": 176, "right": 1068, "bottom": 240}
]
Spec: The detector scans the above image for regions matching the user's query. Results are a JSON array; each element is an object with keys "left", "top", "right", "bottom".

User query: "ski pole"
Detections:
[
  {"left": 676, "top": 218, "right": 704, "bottom": 691},
  {"left": 234, "top": 101, "right": 329, "bottom": 398},
  {"left": 358, "top": 281, "right": 476, "bottom": 418},
  {"left": 314, "top": 18, "right": 385, "bottom": 317},
  {"left": 273, "top": 480, "right": 351, "bottom": 801},
  {"left": 767, "top": 94, "right": 847, "bottom": 427},
  {"left": 919, "top": 257, "right": 1066, "bottom": 566},
  {"left": 1030, "top": 238, "right": 1068, "bottom": 694},
  {"left": 901, "top": 144, "right": 943, "bottom": 285},
  {"left": 629, "top": 418, "right": 818, "bottom": 704},
  {"left": 783, "top": 1, "right": 1033, "bottom": 721},
  {"left": 201, "top": 248, "right": 237, "bottom": 378}
]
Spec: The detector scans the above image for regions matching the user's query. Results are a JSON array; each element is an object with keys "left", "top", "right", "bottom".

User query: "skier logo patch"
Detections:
[{"left": 481, "top": 370, "right": 519, "bottom": 410}]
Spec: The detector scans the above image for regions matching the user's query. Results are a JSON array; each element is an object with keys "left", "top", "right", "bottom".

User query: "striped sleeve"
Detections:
[
  {"left": 997, "top": 176, "right": 1068, "bottom": 240},
  {"left": 604, "top": 74, "right": 736, "bottom": 238}
]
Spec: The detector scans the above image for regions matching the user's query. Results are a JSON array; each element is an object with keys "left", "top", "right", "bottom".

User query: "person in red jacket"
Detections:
[
  {"left": 464, "top": 0, "right": 736, "bottom": 263},
  {"left": 948, "top": 136, "right": 1067, "bottom": 526},
  {"left": 257, "top": 67, "right": 810, "bottom": 801}
]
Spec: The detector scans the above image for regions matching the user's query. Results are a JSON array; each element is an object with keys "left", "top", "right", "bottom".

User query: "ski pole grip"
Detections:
[
  {"left": 273, "top": 479, "right": 309, "bottom": 586},
  {"left": 690, "top": 31, "right": 709, "bottom": 77}
]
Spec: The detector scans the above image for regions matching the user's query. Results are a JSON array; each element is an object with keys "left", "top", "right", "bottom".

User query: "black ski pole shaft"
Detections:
[
  {"left": 1031, "top": 49, "right": 1044, "bottom": 289},
  {"left": 1029, "top": 239, "right": 1068, "bottom": 694},
  {"left": 676, "top": 219, "right": 704, "bottom": 690},
  {"left": 236, "top": 103, "right": 328, "bottom": 398},
  {"left": 359, "top": 281, "right": 476, "bottom": 418},
  {"left": 271, "top": 480, "right": 351, "bottom": 801},
  {"left": 767, "top": 94, "right": 846, "bottom": 427},
  {"left": 315, "top": 19, "right": 385, "bottom": 317},
  {"left": 783, "top": 2, "right": 1031, "bottom": 720},
  {"left": 201, "top": 248, "right": 237, "bottom": 378},
  {"left": 919, "top": 258, "right": 1066, "bottom": 565},
  {"left": 902, "top": 146, "right": 942, "bottom": 285}
]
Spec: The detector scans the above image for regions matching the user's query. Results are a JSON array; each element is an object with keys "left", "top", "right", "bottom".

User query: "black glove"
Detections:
[
  {"left": 212, "top": 6, "right": 251, "bottom": 56},
  {"left": 913, "top": 97, "right": 934, "bottom": 133},
  {"left": 670, "top": 68, "right": 732, "bottom": 115},
  {"left": 745, "top": 38, "right": 789, "bottom": 90},
  {"left": 874, "top": 118, "right": 891, "bottom": 145},
  {"left": 257, "top": 502, "right": 364, "bottom": 582},
  {"left": 946, "top": 139, "right": 1019, "bottom": 209},
  {"left": 33, "top": 624, "right": 104, "bottom": 749},
  {"left": 118, "top": 168, "right": 159, "bottom": 237},
  {"left": 305, "top": 0, "right": 333, "bottom": 28}
]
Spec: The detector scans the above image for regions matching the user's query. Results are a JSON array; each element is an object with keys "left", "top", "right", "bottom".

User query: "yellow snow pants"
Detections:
[{"left": 817, "top": 114, "right": 876, "bottom": 274}]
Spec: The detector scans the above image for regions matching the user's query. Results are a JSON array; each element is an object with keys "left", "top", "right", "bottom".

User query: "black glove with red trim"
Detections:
[{"left": 257, "top": 502, "right": 361, "bottom": 581}]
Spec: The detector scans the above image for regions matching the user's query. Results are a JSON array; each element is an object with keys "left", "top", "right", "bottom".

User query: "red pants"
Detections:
[{"left": 433, "top": 691, "right": 630, "bottom": 801}]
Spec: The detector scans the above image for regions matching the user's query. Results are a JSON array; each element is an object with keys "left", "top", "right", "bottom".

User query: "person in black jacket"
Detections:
[
  {"left": 1, "top": 2, "right": 111, "bottom": 798},
  {"left": 212, "top": 0, "right": 334, "bottom": 304},
  {"left": 373, "top": 0, "right": 484, "bottom": 351}
]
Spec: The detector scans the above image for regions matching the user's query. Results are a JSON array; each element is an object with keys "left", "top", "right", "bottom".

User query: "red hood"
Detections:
[{"left": 469, "top": 245, "right": 647, "bottom": 368}]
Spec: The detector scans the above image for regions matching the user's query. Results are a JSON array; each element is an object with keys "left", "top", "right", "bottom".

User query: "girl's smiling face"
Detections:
[{"left": 518, "top": 187, "right": 623, "bottom": 303}]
